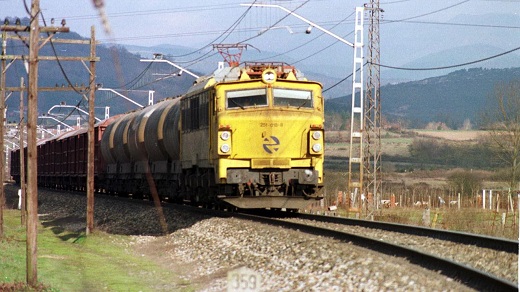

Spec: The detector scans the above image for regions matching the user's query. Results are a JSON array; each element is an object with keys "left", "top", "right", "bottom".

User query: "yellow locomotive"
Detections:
[{"left": 100, "top": 62, "right": 324, "bottom": 209}]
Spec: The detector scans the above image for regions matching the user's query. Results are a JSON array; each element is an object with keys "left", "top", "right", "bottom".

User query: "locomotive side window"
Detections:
[
  {"left": 189, "top": 98, "right": 199, "bottom": 129},
  {"left": 199, "top": 91, "right": 209, "bottom": 128},
  {"left": 273, "top": 88, "right": 313, "bottom": 108},
  {"left": 182, "top": 91, "right": 210, "bottom": 131},
  {"left": 226, "top": 88, "right": 267, "bottom": 109}
]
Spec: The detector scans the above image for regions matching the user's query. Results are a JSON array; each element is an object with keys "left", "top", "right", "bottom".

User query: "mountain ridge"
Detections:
[{"left": 325, "top": 67, "right": 520, "bottom": 129}]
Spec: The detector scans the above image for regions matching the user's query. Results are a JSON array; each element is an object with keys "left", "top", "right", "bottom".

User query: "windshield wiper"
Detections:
[
  {"left": 297, "top": 99, "right": 310, "bottom": 109},
  {"left": 229, "top": 98, "right": 245, "bottom": 110}
]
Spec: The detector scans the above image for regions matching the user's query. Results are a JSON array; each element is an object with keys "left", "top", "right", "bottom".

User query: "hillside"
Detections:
[
  {"left": 325, "top": 67, "right": 520, "bottom": 129},
  {"left": 3, "top": 18, "right": 198, "bottom": 123},
  {"left": 3, "top": 19, "right": 518, "bottom": 128}
]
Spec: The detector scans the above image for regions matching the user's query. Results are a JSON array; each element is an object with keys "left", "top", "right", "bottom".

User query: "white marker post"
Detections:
[
  {"left": 227, "top": 266, "right": 261, "bottom": 292},
  {"left": 18, "top": 189, "right": 22, "bottom": 209}
]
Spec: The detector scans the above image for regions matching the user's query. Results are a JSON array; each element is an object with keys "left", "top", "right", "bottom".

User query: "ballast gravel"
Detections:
[{"left": 2, "top": 185, "right": 496, "bottom": 291}]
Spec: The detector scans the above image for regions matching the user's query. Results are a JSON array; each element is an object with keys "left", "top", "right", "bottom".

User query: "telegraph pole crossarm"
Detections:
[{"left": 0, "top": 24, "right": 69, "bottom": 34}]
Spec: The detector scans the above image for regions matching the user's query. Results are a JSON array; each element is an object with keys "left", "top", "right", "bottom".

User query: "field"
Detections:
[
  {"left": 307, "top": 201, "right": 519, "bottom": 240},
  {"left": 325, "top": 129, "right": 486, "bottom": 157},
  {"left": 412, "top": 130, "right": 483, "bottom": 141},
  {"left": 324, "top": 128, "right": 511, "bottom": 186},
  {"left": 321, "top": 129, "right": 519, "bottom": 240}
]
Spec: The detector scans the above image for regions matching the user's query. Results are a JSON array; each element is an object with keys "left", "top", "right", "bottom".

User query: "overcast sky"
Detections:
[
  {"left": 2, "top": 1, "right": 517, "bottom": 45},
  {"left": 2, "top": 0, "right": 519, "bottom": 84}
]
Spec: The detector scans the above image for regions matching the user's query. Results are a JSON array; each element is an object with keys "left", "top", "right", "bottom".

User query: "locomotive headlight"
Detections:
[
  {"left": 220, "top": 131, "right": 231, "bottom": 141},
  {"left": 220, "top": 144, "right": 231, "bottom": 153},
  {"left": 308, "top": 129, "right": 323, "bottom": 155},
  {"left": 218, "top": 128, "right": 232, "bottom": 155},
  {"left": 312, "top": 143, "right": 322, "bottom": 153}
]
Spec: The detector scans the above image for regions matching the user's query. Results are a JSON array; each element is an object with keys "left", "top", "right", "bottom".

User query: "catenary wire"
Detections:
[{"left": 374, "top": 45, "right": 520, "bottom": 71}]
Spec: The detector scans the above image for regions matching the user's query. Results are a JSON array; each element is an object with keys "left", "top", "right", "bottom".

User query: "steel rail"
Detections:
[
  {"left": 287, "top": 212, "right": 519, "bottom": 253},
  {"left": 231, "top": 211, "right": 518, "bottom": 292}
]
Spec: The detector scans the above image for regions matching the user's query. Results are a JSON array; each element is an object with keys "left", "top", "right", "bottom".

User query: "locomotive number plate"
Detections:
[{"left": 260, "top": 122, "right": 284, "bottom": 127}]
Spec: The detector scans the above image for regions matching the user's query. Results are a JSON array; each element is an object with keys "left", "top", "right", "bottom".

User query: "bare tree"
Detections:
[
  {"left": 485, "top": 80, "right": 520, "bottom": 190},
  {"left": 447, "top": 169, "right": 483, "bottom": 197}
]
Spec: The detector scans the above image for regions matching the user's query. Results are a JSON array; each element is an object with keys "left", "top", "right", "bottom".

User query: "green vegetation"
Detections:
[
  {"left": 407, "top": 137, "right": 502, "bottom": 169},
  {"left": 0, "top": 210, "right": 182, "bottom": 291}
]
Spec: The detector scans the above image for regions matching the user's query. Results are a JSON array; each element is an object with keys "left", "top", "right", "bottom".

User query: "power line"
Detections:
[
  {"left": 374, "top": 45, "right": 520, "bottom": 71},
  {"left": 170, "top": 1, "right": 309, "bottom": 71},
  {"left": 321, "top": 30, "right": 520, "bottom": 91},
  {"left": 253, "top": 0, "right": 475, "bottom": 66},
  {"left": 41, "top": 13, "right": 89, "bottom": 98},
  {"left": 323, "top": 62, "right": 368, "bottom": 93},
  {"left": 382, "top": 19, "right": 520, "bottom": 29},
  {"left": 384, "top": 0, "right": 471, "bottom": 23},
  {"left": 56, "top": 4, "right": 242, "bottom": 21}
]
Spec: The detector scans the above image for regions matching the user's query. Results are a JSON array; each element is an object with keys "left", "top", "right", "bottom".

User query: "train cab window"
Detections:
[
  {"left": 273, "top": 88, "right": 313, "bottom": 108},
  {"left": 226, "top": 88, "right": 267, "bottom": 109}
]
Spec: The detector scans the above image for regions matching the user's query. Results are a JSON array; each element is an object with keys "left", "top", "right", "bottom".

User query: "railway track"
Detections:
[
  {"left": 273, "top": 211, "right": 518, "bottom": 253},
  {"left": 90, "top": 195, "right": 518, "bottom": 290},
  {"left": 6, "top": 185, "right": 516, "bottom": 290},
  {"left": 225, "top": 210, "right": 518, "bottom": 292}
]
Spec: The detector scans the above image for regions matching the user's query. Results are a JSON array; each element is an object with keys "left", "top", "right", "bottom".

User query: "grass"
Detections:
[
  {"left": 316, "top": 194, "right": 520, "bottom": 239},
  {"left": 325, "top": 137, "right": 413, "bottom": 158},
  {"left": 325, "top": 206, "right": 519, "bottom": 240},
  {"left": 0, "top": 209, "right": 184, "bottom": 291}
]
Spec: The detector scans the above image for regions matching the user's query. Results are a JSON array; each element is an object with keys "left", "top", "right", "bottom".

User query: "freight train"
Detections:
[{"left": 10, "top": 62, "right": 325, "bottom": 209}]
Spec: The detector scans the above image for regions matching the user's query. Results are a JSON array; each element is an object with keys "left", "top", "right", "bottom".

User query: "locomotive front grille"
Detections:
[{"left": 251, "top": 158, "right": 291, "bottom": 169}]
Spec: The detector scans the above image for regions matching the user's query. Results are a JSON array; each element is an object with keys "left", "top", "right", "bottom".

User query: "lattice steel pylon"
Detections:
[
  {"left": 364, "top": 0, "right": 383, "bottom": 215},
  {"left": 348, "top": 7, "right": 365, "bottom": 215}
]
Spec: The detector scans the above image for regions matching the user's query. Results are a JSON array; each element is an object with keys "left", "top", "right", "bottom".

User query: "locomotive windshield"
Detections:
[
  {"left": 226, "top": 88, "right": 267, "bottom": 109},
  {"left": 226, "top": 88, "right": 314, "bottom": 110},
  {"left": 273, "top": 88, "right": 313, "bottom": 108}
]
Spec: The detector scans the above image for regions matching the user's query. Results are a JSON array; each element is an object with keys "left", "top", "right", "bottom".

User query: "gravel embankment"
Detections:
[
  {"left": 3, "top": 185, "right": 483, "bottom": 291},
  {"left": 284, "top": 218, "right": 518, "bottom": 284}
]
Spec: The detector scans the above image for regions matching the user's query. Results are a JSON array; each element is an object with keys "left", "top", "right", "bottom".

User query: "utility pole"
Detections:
[
  {"left": 0, "top": 29, "right": 6, "bottom": 238},
  {"left": 1, "top": 1, "right": 70, "bottom": 286},
  {"left": 27, "top": 1, "right": 41, "bottom": 285},
  {"left": 86, "top": 26, "right": 96, "bottom": 235},
  {"left": 364, "top": 0, "right": 383, "bottom": 216}
]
